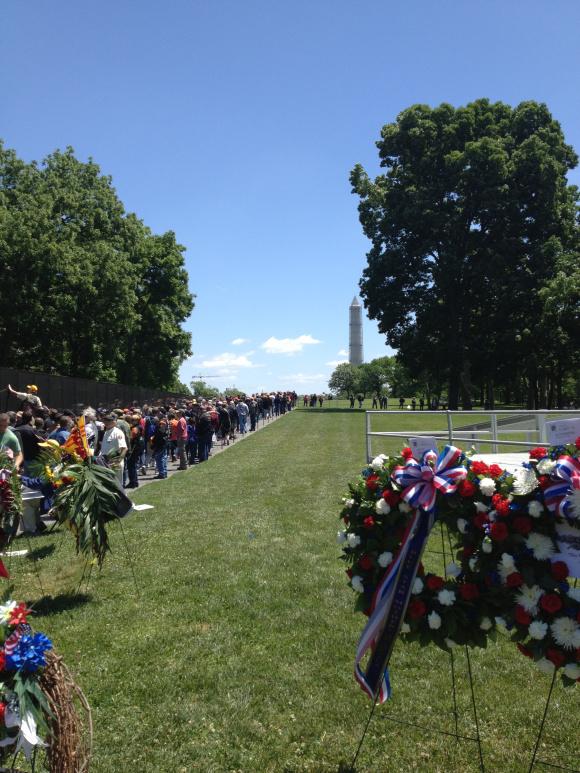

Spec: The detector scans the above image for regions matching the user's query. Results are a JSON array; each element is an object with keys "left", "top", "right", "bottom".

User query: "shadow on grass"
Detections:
[
  {"left": 30, "top": 592, "right": 92, "bottom": 617},
  {"left": 26, "top": 544, "right": 56, "bottom": 562}
]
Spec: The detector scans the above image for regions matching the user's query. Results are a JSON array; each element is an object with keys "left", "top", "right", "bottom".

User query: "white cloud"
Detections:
[
  {"left": 201, "top": 352, "right": 256, "bottom": 370},
  {"left": 261, "top": 334, "right": 321, "bottom": 355},
  {"left": 326, "top": 359, "right": 348, "bottom": 368},
  {"left": 283, "top": 372, "right": 327, "bottom": 385},
  {"left": 338, "top": 348, "right": 348, "bottom": 357},
  {"left": 231, "top": 338, "right": 250, "bottom": 346}
]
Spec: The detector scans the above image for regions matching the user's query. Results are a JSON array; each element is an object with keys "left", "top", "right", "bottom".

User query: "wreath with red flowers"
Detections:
[{"left": 339, "top": 438, "right": 580, "bottom": 687}]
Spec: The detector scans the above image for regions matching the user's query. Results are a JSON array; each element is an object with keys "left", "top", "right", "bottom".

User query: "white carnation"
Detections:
[
  {"left": 498, "top": 552, "right": 516, "bottom": 580},
  {"left": 525, "top": 533, "right": 556, "bottom": 561},
  {"left": 482, "top": 538, "right": 493, "bottom": 554},
  {"left": 469, "top": 558, "right": 477, "bottom": 571},
  {"left": 474, "top": 501, "right": 489, "bottom": 513},
  {"left": 399, "top": 502, "right": 412, "bottom": 513},
  {"left": 570, "top": 487, "right": 580, "bottom": 519},
  {"left": 371, "top": 456, "right": 385, "bottom": 471},
  {"left": 337, "top": 530, "right": 347, "bottom": 544},
  {"left": 446, "top": 562, "right": 461, "bottom": 577},
  {"left": 516, "top": 584, "right": 544, "bottom": 614},
  {"left": 479, "top": 477, "right": 496, "bottom": 496},
  {"left": 528, "top": 621, "right": 548, "bottom": 640},
  {"left": 412, "top": 577, "right": 424, "bottom": 594},
  {"left": 536, "top": 658, "right": 555, "bottom": 675},
  {"left": 401, "top": 622, "right": 410, "bottom": 634},
  {"left": 513, "top": 467, "right": 539, "bottom": 496},
  {"left": 564, "top": 663, "right": 580, "bottom": 680},
  {"left": 344, "top": 498, "right": 355, "bottom": 508},
  {"left": 537, "top": 459, "right": 556, "bottom": 475},
  {"left": 444, "top": 638, "right": 458, "bottom": 648},
  {"left": 528, "top": 500, "right": 544, "bottom": 518},
  {"left": 457, "top": 518, "right": 468, "bottom": 534},
  {"left": 0, "top": 601, "right": 16, "bottom": 624},
  {"left": 438, "top": 589, "right": 456, "bottom": 606},
  {"left": 480, "top": 617, "right": 493, "bottom": 631},
  {"left": 351, "top": 575, "right": 364, "bottom": 593},
  {"left": 377, "top": 551, "right": 393, "bottom": 568},
  {"left": 428, "top": 611, "right": 442, "bottom": 630},
  {"left": 375, "top": 498, "right": 391, "bottom": 515},
  {"left": 551, "top": 617, "right": 580, "bottom": 650},
  {"left": 347, "top": 533, "right": 361, "bottom": 548}
]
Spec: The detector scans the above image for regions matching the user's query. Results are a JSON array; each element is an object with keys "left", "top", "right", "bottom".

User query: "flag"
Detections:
[{"left": 62, "top": 416, "right": 89, "bottom": 460}]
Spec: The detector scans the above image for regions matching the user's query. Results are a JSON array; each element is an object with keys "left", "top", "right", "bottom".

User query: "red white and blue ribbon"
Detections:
[
  {"left": 545, "top": 456, "right": 580, "bottom": 521},
  {"left": 391, "top": 446, "right": 467, "bottom": 512}
]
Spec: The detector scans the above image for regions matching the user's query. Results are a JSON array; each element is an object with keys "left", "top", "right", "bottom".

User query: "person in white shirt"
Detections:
[{"left": 100, "top": 414, "right": 127, "bottom": 486}]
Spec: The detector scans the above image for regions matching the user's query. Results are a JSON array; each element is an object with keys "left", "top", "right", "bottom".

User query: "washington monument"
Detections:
[{"left": 349, "top": 296, "right": 364, "bottom": 365}]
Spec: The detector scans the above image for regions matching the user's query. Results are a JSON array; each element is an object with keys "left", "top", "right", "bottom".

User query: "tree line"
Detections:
[
  {"left": 350, "top": 99, "right": 580, "bottom": 409},
  {"left": 328, "top": 357, "right": 422, "bottom": 399},
  {"left": 0, "top": 142, "right": 194, "bottom": 391}
]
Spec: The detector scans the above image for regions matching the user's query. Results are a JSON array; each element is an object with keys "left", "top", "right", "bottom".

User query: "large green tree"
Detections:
[
  {"left": 0, "top": 142, "right": 194, "bottom": 389},
  {"left": 351, "top": 100, "right": 579, "bottom": 408}
]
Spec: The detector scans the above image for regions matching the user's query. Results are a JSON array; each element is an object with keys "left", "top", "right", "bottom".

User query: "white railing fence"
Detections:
[{"left": 365, "top": 410, "right": 580, "bottom": 462}]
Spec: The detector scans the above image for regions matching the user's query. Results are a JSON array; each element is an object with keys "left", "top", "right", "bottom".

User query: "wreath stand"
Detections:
[{"left": 348, "top": 523, "right": 579, "bottom": 773}]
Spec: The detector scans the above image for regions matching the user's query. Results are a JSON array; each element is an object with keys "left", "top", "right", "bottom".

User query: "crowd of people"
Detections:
[{"left": 0, "top": 384, "right": 298, "bottom": 493}]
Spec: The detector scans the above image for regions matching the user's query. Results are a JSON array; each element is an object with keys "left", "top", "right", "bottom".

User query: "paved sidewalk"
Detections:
[{"left": 129, "top": 411, "right": 287, "bottom": 493}]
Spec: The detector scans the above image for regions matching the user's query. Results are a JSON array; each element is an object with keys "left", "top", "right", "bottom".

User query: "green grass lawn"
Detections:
[{"left": 9, "top": 410, "right": 578, "bottom": 772}]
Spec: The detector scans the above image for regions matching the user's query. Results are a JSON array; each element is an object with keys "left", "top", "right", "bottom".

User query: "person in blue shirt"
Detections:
[{"left": 49, "top": 415, "right": 72, "bottom": 445}]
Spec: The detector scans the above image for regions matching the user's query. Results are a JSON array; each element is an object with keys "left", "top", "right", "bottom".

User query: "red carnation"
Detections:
[
  {"left": 538, "top": 475, "right": 551, "bottom": 490},
  {"left": 473, "top": 513, "right": 488, "bottom": 530},
  {"left": 343, "top": 515, "right": 350, "bottom": 524},
  {"left": 366, "top": 475, "right": 379, "bottom": 491},
  {"left": 490, "top": 522, "right": 509, "bottom": 542},
  {"left": 426, "top": 575, "right": 444, "bottom": 591},
  {"left": 492, "top": 495, "right": 510, "bottom": 517},
  {"left": 506, "top": 572, "right": 524, "bottom": 588},
  {"left": 470, "top": 461, "right": 489, "bottom": 476},
  {"left": 540, "top": 594, "right": 563, "bottom": 615},
  {"left": 0, "top": 652, "right": 5, "bottom": 671},
  {"left": 346, "top": 568, "right": 353, "bottom": 579},
  {"left": 8, "top": 603, "right": 31, "bottom": 627},
  {"left": 550, "top": 561, "right": 569, "bottom": 581},
  {"left": 363, "top": 516, "right": 375, "bottom": 529},
  {"left": 459, "top": 583, "right": 479, "bottom": 601},
  {"left": 575, "top": 436, "right": 580, "bottom": 450},
  {"left": 401, "top": 447, "right": 413, "bottom": 459},
  {"left": 530, "top": 447, "right": 548, "bottom": 460},
  {"left": 383, "top": 489, "right": 400, "bottom": 506},
  {"left": 359, "top": 555, "right": 373, "bottom": 571},
  {"left": 512, "top": 516, "right": 533, "bottom": 535},
  {"left": 407, "top": 599, "right": 427, "bottom": 619},
  {"left": 489, "top": 464, "right": 504, "bottom": 479},
  {"left": 546, "top": 648, "right": 566, "bottom": 669},
  {"left": 0, "top": 702, "right": 6, "bottom": 725},
  {"left": 459, "top": 479, "right": 477, "bottom": 497},
  {"left": 514, "top": 606, "right": 532, "bottom": 626},
  {"left": 517, "top": 643, "right": 533, "bottom": 659}
]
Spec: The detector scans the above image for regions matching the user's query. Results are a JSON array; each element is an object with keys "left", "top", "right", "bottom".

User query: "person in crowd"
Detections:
[
  {"left": 186, "top": 416, "right": 197, "bottom": 463},
  {"left": 99, "top": 414, "right": 127, "bottom": 486},
  {"left": 196, "top": 405, "right": 213, "bottom": 462},
  {"left": 303, "top": 394, "right": 308, "bottom": 407},
  {"left": 411, "top": 398, "right": 417, "bottom": 411},
  {"left": 7, "top": 383, "right": 42, "bottom": 411},
  {"left": 168, "top": 413, "right": 178, "bottom": 463},
  {"left": 176, "top": 410, "right": 188, "bottom": 470},
  {"left": 151, "top": 418, "right": 169, "bottom": 479},
  {"left": 217, "top": 402, "right": 231, "bottom": 446},
  {"left": 399, "top": 397, "right": 405, "bottom": 409},
  {"left": 126, "top": 416, "right": 144, "bottom": 488},
  {"left": 49, "top": 415, "right": 72, "bottom": 445},
  {"left": 236, "top": 398, "right": 249, "bottom": 435},
  {"left": 227, "top": 400, "right": 238, "bottom": 440},
  {"left": 318, "top": 394, "right": 324, "bottom": 408},
  {"left": 0, "top": 413, "right": 23, "bottom": 468},
  {"left": 357, "top": 394, "right": 364, "bottom": 409},
  {"left": 349, "top": 394, "right": 355, "bottom": 408},
  {"left": 249, "top": 397, "right": 258, "bottom": 431},
  {"left": 419, "top": 397, "right": 425, "bottom": 410},
  {"left": 13, "top": 411, "right": 43, "bottom": 475},
  {"left": 372, "top": 394, "right": 378, "bottom": 409}
]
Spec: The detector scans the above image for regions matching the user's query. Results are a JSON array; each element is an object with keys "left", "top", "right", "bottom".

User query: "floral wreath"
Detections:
[{"left": 339, "top": 438, "right": 580, "bottom": 690}]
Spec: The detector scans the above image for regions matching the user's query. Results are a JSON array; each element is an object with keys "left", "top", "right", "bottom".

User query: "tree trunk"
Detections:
[
  {"left": 448, "top": 371, "right": 460, "bottom": 410},
  {"left": 460, "top": 361, "right": 473, "bottom": 410}
]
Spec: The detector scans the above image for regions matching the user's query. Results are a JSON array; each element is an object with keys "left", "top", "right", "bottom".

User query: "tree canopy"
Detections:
[
  {"left": 351, "top": 100, "right": 580, "bottom": 408},
  {"left": 0, "top": 142, "right": 194, "bottom": 390}
]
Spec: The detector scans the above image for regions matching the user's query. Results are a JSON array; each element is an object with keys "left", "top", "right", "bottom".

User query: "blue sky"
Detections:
[{"left": 2, "top": 1, "right": 580, "bottom": 393}]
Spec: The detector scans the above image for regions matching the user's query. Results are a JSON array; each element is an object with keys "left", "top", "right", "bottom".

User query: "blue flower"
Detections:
[{"left": 5, "top": 633, "right": 52, "bottom": 674}]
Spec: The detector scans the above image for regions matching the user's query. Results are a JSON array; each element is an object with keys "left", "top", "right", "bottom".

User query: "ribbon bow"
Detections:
[
  {"left": 391, "top": 446, "right": 467, "bottom": 512},
  {"left": 545, "top": 456, "right": 580, "bottom": 521}
]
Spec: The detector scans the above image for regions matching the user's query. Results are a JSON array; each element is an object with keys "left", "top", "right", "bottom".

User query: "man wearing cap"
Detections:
[
  {"left": 7, "top": 384, "right": 42, "bottom": 410},
  {"left": 100, "top": 414, "right": 127, "bottom": 486}
]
